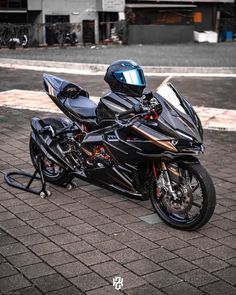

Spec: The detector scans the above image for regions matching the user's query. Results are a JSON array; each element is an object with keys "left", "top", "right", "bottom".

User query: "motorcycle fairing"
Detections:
[{"left": 154, "top": 83, "right": 203, "bottom": 145}]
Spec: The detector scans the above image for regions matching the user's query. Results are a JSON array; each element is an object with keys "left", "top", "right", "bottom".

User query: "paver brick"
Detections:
[
  {"left": 144, "top": 269, "right": 182, "bottom": 289},
  {"left": 38, "top": 225, "right": 67, "bottom": 237},
  {"left": 27, "top": 217, "right": 55, "bottom": 229},
  {"left": 142, "top": 247, "right": 177, "bottom": 263},
  {"left": 8, "top": 251, "right": 41, "bottom": 267},
  {"left": 96, "top": 222, "right": 124, "bottom": 235},
  {"left": 91, "top": 260, "right": 127, "bottom": 277},
  {"left": 73, "top": 208, "right": 100, "bottom": 219},
  {"left": 174, "top": 246, "right": 208, "bottom": 261},
  {"left": 157, "top": 237, "right": 189, "bottom": 251},
  {"left": 33, "top": 273, "right": 71, "bottom": 293},
  {"left": 61, "top": 240, "right": 94, "bottom": 255},
  {"left": 213, "top": 266, "right": 236, "bottom": 285},
  {"left": 48, "top": 286, "right": 84, "bottom": 295},
  {"left": 0, "top": 242, "right": 28, "bottom": 256},
  {"left": 180, "top": 268, "right": 218, "bottom": 287},
  {"left": 83, "top": 214, "right": 111, "bottom": 226},
  {"left": 18, "top": 233, "right": 49, "bottom": 246},
  {"left": 125, "top": 238, "right": 158, "bottom": 253},
  {"left": 16, "top": 210, "right": 44, "bottom": 221},
  {"left": 138, "top": 228, "right": 171, "bottom": 241},
  {"left": 0, "top": 234, "right": 17, "bottom": 246},
  {"left": 77, "top": 249, "right": 111, "bottom": 266},
  {"left": 80, "top": 231, "right": 111, "bottom": 245},
  {"left": 200, "top": 280, "right": 236, "bottom": 295},
  {"left": 124, "top": 284, "right": 164, "bottom": 295},
  {"left": 112, "top": 230, "right": 141, "bottom": 243},
  {"left": 99, "top": 207, "right": 126, "bottom": 218},
  {"left": 0, "top": 218, "right": 26, "bottom": 229},
  {"left": 206, "top": 245, "right": 236, "bottom": 260},
  {"left": 86, "top": 285, "right": 124, "bottom": 294},
  {"left": 218, "top": 235, "right": 236, "bottom": 249},
  {"left": 49, "top": 232, "right": 81, "bottom": 245},
  {"left": 125, "top": 258, "right": 161, "bottom": 275},
  {"left": 60, "top": 202, "right": 87, "bottom": 212},
  {"left": 0, "top": 262, "right": 18, "bottom": 278},
  {"left": 189, "top": 236, "right": 221, "bottom": 250},
  {"left": 0, "top": 211, "right": 15, "bottom": 221},
  {"left": 8, "top": 204, "right": 34, "bottom": 214},
  {"left": 7, "top": 225, "right": 37, "bottom": 237},
  {"left": 199, "top": 226, "right": 232, "bottom": 240},
  {"left": 109, "top": 248, "right": 142, "bottom": 264},
  {"left": 70, "top": 272, "right": 108, "bottom": 292},
  {"left": 42, "top": 251, "right": 76, "bottom": 266},
  {"left": 94, "top": 239, "right": 127, "bottom": 254},
  {"left": 68, "top": 222, "right": 97, "bottom": 236},
  {"left": 163, "top": 281, "right": 204, "bottom": 295},
  {"left": 20, "top": 262, "right": 56, "bottom": 279},
  {"left": 0, "top": 274, "right": 31, "bottom": 292},
  {"left": 55, "top": 261, "right": 91, "bottom": 278},
  {"left": 160, "top": 257, "right": 197, "bottom": 274},
  {"left": 111, "top": 214, "right": 139, "bottom": 225},
  {"left": 44, "top": 209, "right": 72, "bottom": 220},
  {"left": 29, "top": 242, "right": 61, "bottom": 256},
  {"left": 55, "top": 216, "right": 84, "bottom": 227},
  {"left": 192, "top": 255, "right": 229, "bottom": 272}
]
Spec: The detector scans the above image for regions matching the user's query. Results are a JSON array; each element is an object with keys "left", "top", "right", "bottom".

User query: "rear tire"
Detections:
[
  {"left": 150, "top": 162, "right": 216, "bottom": 230},
  {"left": 29, "top": 118, "right": 72, "bottom": 186}
]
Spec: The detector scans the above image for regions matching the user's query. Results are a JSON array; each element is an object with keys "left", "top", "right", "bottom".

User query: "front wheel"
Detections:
[{"left": 150, "top": 162, "right": 216, "bottom": 230}]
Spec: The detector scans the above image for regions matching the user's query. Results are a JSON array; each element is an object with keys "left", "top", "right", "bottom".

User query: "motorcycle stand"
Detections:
[{"left": 4, "top": 156, "right": 51, "bottom": 198}]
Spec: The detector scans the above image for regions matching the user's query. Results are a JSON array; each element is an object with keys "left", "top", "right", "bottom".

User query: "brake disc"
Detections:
[{"left": 162, "top": 184, "right": 193, "bottom": 214}]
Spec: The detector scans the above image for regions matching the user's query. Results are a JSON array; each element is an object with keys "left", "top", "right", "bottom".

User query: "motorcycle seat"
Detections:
[{"left": 64, "top": 96, "right": 97, "bottom": 118}]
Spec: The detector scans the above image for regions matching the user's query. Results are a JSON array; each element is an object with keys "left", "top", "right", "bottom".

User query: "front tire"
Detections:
[{"left": 150, "top": 162, "right": 216, "bottom": 230}]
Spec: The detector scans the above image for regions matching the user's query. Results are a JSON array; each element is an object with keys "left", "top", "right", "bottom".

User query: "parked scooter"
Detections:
[{"left": 29, "top": 60, "right": 216, "bottom": 230}]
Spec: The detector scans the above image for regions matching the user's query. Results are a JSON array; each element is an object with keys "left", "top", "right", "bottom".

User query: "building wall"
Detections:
[
  {"left": 39, "top": 0, "right": 99, "bottom": 43},
  {"left": 128, "top": 25, "right": 194, "bottom": 44}
]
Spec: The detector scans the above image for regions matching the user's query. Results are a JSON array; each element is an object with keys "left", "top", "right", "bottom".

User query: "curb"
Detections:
[{"left": 1, "top": 58, "right": 236, "bottom": 76}]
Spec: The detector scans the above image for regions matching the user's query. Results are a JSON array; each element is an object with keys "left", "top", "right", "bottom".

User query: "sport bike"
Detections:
[{"left": 29, "top": 74, "right": 216, "bottom": 230}]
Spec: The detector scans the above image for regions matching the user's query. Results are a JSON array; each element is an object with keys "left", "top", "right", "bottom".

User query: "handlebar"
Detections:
[{"left": 117, "top": 104, "right": 143, "bottom": 119}]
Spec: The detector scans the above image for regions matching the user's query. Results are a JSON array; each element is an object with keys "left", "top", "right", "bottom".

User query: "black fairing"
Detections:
[
  {"left": 153, "top": 84, "right": 203, "bottom": 145},
  {"left": 96, "top": 91, "right": 141, "bottom": 122}
]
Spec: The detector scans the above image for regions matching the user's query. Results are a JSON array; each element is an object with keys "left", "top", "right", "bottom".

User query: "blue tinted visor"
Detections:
[{"left": 114, "top": 69, "right": 146, "bottom": 86}]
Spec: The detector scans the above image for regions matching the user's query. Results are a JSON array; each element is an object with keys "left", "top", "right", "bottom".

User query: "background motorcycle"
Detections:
[{"left": 29, "top": 74, "right": 216, "bottom": 230}]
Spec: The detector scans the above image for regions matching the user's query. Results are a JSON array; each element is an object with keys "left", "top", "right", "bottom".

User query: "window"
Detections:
[{"left": 0, "top": 0, "right": 27, "bottom": 9}]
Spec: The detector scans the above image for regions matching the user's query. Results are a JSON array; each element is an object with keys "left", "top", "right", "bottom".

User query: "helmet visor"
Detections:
[{"left": 114, "top": 69, "right": 146, "bottom": 86}]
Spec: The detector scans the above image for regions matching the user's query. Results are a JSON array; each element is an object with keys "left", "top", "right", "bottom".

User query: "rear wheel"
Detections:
[
  {"left": 150, "top": 162, "right": 216, "bottom": 230},
  {"left": 29, "top": 118, "right": 72, "bottom": 186}
]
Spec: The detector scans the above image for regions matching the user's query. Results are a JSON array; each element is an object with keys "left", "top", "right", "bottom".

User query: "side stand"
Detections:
[{"left": 4, "top": 156, "right": 51, "bottom": 198}]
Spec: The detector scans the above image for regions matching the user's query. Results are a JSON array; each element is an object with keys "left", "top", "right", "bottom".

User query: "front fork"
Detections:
[{"left": 152, "top": 161, "right": 178, "bottom": 201}]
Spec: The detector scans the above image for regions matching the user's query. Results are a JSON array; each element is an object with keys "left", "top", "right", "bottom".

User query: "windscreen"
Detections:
[{"left": 157, "top": 83, "right": 186, "bottom": 113}]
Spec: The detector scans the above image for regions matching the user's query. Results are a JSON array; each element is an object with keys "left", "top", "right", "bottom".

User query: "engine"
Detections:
[{"left": 85, "top": 145, "right": 112, "bottom": 170}]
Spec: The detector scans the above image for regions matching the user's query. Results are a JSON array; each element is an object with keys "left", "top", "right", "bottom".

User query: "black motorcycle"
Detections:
[{"left": 29, "top": 74, "right": 216, "bottom": 230}]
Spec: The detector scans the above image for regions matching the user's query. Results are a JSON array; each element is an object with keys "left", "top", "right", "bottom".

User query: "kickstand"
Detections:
[{"left": 4, "top": 156, "right": 51, "bottom": 198}]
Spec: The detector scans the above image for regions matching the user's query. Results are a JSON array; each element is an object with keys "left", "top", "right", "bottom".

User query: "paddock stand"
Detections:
[{"left": 4, "top": 155, "right": 51, "bottom": 198}]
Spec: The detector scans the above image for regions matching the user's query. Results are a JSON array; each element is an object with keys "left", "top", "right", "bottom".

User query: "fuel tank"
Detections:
[{"left": 96, "top": 92, "right": 140, "bottom": 122}]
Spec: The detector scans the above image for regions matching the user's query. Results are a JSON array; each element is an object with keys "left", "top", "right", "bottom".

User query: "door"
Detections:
[{"left": 82, "top": 20, "right": 95, "bottom": 44}]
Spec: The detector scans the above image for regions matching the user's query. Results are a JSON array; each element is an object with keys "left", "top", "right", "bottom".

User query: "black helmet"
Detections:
[{"left": 104, "top": 60, "right": 146, "bottom": 97}]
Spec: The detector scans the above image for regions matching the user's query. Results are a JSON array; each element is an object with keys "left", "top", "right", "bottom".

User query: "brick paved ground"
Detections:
[
  {"left": 0, "top": 107, "right": 235, "bottom": 295},
  {"left": 0, "top": 43, "right": 236, "bottom": 67}
]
